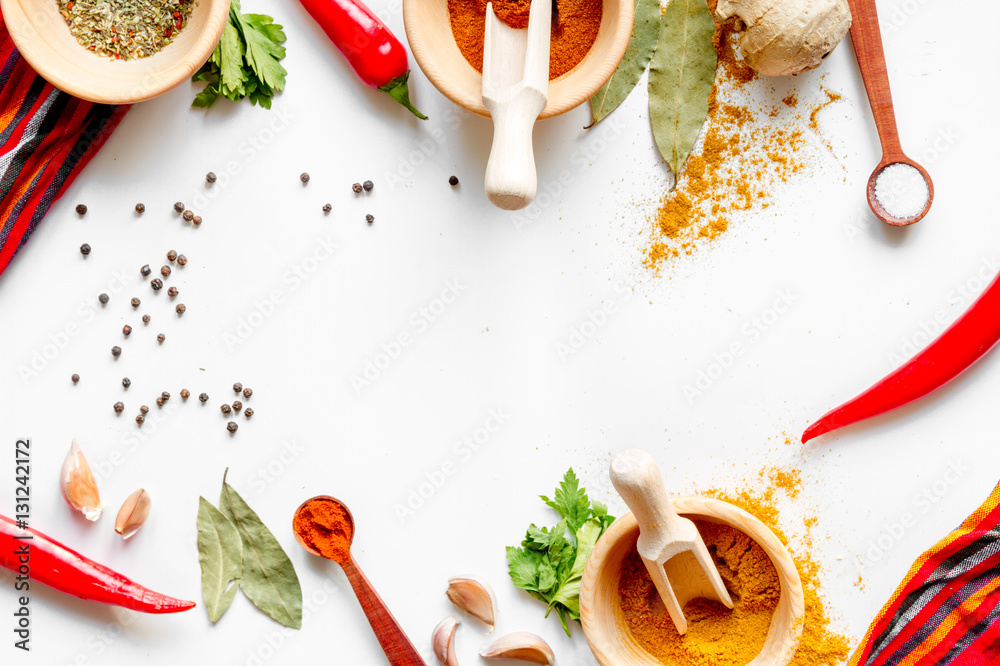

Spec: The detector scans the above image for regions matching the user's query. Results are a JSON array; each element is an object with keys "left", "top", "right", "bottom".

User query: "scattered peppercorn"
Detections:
[
  {"left": 161, "top": 391, "right": 170, "bottom": 401},
  {"left": 243, "top": 387, "right": 253, "bottom": 399},
  {"left": 227, "top": 421, "right": 238, "bottom": 434},
  {"left": 449, "top": 175, "right": 459, "bottom": 186},
  {"left": 323, "top": 203, "right": 332, "bottom": 214},
  {"left": 71, "top": 374, "right": 80, "bottom": 384},
  {"left": 156, "top": 333, "right": 165, "bottom": 343},
  {"left": 244, "top": 408, "right": 254, "bottom": 418},
  {"left": 142, "top": 314, "right": 151, "bottom": 324},
  {"left": 180, "top": 389, "right": 190, "bottom": 400},
  {"left": 221, "top": 404, "right": 231, "bottom": 415},
  {"left": 300, "top": 172, "right": 310, "bottom": 184},
  {"left": 177, "top": 254, "right": 188, "bottom": 266},
  {"left": 167, "top": 250, "right": 178, "bottom": 262},
  {"left": 131, "top": 297, "right": 141, "bottom": 308},
  {"left": 174, "top": 202, "right": 185, "bottom": 213},
  {"left": 140, "top": 405, "right": 149, "bottom": 414},
  {"left": 98, "top": 293, "right": 109, "bottom": 305},
  {"left": 199, "top": 393, "right": 209, "bottom": 403},
  {"left": 168, "top": 286, "right": 178, "bottom": 297},
  {"left": 233, "top": 382, "right": 242, "bottom": 393},
  {"left": 80, "top": 243, "right": 91, "bottom": 256},
  {"left": 76, "top": 204, "right": 87, "bottom": 215},
  {"left": 156, "top": 397, "right": 164, "bottom": 407},
  {"left": 141, "top": 265, "right": 151, "bottom": 277},
  {"left": 122, "top": 377, "right": 131, "bottom": 389},
  {"left": 233, "top": 401, "right": 243, "bottom": 413},
  {"left": 366, "top": 214, "right": 374, "bottom": 225},
  {"left": 111, "top": 346, "right": 121, "bottom": 358},
  {"left": 183, "top": 210, "right": 194, "bottom": 222},
  {"left": 160, "top": 265, "right": 171, "bottom": 277},
  {"left": 192, "top": 216, "right": 202, "bottom": 226},
  {"left": 136, "top": 415, "right": 145, "bottom": 425},
  {"left": 176, "top": 304, "right": 186, "bottom": 316},
  {"left": 123, "top": 324, "right": 132, "bottom": 336},
  {"left": 206, "top": 172, "right": 217, "bottom": 184},
  {"left": 363, "top": 180, "right": 374, "bottom": 192},
  {"left": 135, "top": 203, "right": 145, "bottom": 214},
  {"left": 113, "top": 402, "right": 124, "bottom": 414},
  {"left": 352, "top": 183, "right": 363, "bottom": 194},
  {"left": 151, "top": 279, "right": 163, "bottom": 290}
]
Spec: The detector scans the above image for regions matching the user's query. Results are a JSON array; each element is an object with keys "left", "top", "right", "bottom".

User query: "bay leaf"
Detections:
[
  {"left": 196, "top": 497, "right": 243, "bottom": 623},
  {"left": 588, "top": 0, "right": 661, "bottom": 126},
  {"left": 220, "top": 482, "right": 303, "bottom": 629},
  {"left": 648, "top": 0, "right": 718, "bottom": 179}
]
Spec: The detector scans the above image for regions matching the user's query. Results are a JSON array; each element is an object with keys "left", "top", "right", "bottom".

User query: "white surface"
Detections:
[{"left": 1, "top": 0, "right": 999, "bottom": 662}]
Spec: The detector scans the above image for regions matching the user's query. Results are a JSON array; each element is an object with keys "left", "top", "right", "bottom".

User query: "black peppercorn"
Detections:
[
  {"left": 122, "top": 377, "right": 131, "bottom": 389},
  {"left": 141, "top": 265, "right": 151, "bottom": 277},
  {"left": 167, "top": 286, "right": 178, "bottom": 297},
  {"left": 221, "top": 404, "right": 231, "bottom": 415},
  {"left": 111, "top": 346, "right": 121, "bottom": 358},
  {"left": 80, "top": 243, "right": 91, "bottom": 256},
  {"left": 363, "top": 180, "right": 373, "bottom": 192},
  {"left": 233, "top": 382, "right": 242, "bottom": 393},
  {"left": 449, "top": 175, "right": 459, "bottom": 186},
  {"left": 177, "top": 254, "right": 188, "bottom": 266},
  {"left": 156, "top": 397, "right": 164, "bottom": 407},
  {"left": 227, "top": 421, "right": 238, "bottom": 433},
  {"left": 142, "top": 314, "right": 151, "bottom": 324},
  {"left": 243, "top": 387, "right": 253, "bottom": 399},
  {"left": 140, "top": 405, "right": 149, "bottom": 414},
  {"left": 192, "top": 216, "right": 202, "bottom": 226},
  {"left": 352, "top": 183, "right": 363, "bottom": 194},
  {"left": 136, "top": 415, "right": 145, "bottom": 425},
  {"left": 174, "top": 202, "right": 185, "bottom": 213},
  {"left": 366, "top": 214, "right": 374, "bottom": 225},
  {"left": 156, "top": 333, "right": 165, "bottom": 343},
  {"left": 71, "top": 374, "right": 80, "bottom": 384},
  {"left": 176, "top": 304, "right": 186, "bottom": 316},
  {"left": 151, "top": 278, "right": 163, "bottom": 290},
  {"left": 233, "top": 401, "right": 242, "bottom": 413},
  {"left": 113, "top": 402, "right": 124, "bottom": 414},
  {"left": 98, "top": 293, "right": 109, "bottom": 305},
  {"left": 131, "top": 297, "right": 141, "bottom": 308},
  {"left": 76, "top": 204, "right": 88, "bottom": 215},
  {"left": 323, "top": 203, "right": 332, "bottom": 214},
  {"left": 206, "top": 172, "right": 217, "bottom": 184},
  {"left": 135, "top": 203, "right": 145, "bottom": 214},
  {"left": 180, "top": 389, "right": 190, "bottom": 400},
  {"left": 167, "top": 250, "right": 178, "bottom": 262},
  {"left": 161, "top": 391, "right": 170, "bottom": 401},
  {"left": 300, "top": 172, "right": 310, "bottom": 184},
  {"left": 123, "top": 324, "right": 132, "bottom": 336},
  {"left": 182, "top": 210, "right": 194, "bottom": 222},
  {"left": 245, "top": 408, "right": 254, "bottom": 418},
  {"left": 160, "top": 265, "right": 171, "bottom": 277},
  {"left": 199, "top": 393, "right": 209, "bottom": 403}
]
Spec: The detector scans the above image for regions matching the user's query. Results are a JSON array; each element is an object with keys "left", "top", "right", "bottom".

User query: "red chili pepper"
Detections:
[
  {"left": 803, "top": 269, "right": 1000, "bottom": 443},
  {"left": 297, "top": 0, "right": 427, "bottom": 119},
  {"left": 0, "top": 514, "right": 195, "bottom": 614}
]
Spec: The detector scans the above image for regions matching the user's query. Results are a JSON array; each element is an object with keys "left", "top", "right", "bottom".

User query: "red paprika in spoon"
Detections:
[{"left": 297, "top": 0, "right": 427, "bottom": 119}]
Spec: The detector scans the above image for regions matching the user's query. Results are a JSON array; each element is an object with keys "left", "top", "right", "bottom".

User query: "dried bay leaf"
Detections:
[
  {"left": 649, "top": 0, "right": 718, "bottom": 180},
  {"left": 220, "top": 480, "right": 303, "bottom": 629},
  {"left": 588, "top": 0, "right": 661, "bottom": 126},
  {"left": 197, "top": 497, "right": 243, "bottom": 623}
]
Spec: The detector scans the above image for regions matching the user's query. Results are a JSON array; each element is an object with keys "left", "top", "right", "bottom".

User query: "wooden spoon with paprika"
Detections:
[{"left": 293, "top": 496, "right": 426, "bottom": 666}]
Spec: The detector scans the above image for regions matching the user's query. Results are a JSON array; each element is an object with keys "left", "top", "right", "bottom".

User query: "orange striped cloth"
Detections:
[
  {"left": 850, "top": 482, "right": 1000, "bottom": 665},
  {"left": 0, "top": 14, "right": 129, "bottom": 277}
]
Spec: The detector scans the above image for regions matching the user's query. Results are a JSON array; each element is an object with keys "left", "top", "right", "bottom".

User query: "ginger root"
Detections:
[{"left": 716, "top": 0, "right": 852, "bottom": 76}]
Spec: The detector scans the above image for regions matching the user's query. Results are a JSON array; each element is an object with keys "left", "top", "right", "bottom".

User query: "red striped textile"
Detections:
[
  {"left": 850, "top": 482, "right": 1000, "bottom": 665},
  {"left": 0, "top": 14, "right": 129, "bottom": 278}
]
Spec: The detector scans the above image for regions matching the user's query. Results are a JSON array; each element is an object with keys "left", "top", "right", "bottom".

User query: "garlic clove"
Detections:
[
  {"left": 432, "top": 616, "right": 460, "bottom": 666},
  {"left": 114, "top": 488, "right": 151, "bottom": 539},
  {"left": 446, "top": 576, "right": 497, "bottom": 627},
  {"left": 61, "top": 440, "right": 105, "bottom": 521},
  {"left": 480, "top": 632, "right": 555, "bottom": 665}
]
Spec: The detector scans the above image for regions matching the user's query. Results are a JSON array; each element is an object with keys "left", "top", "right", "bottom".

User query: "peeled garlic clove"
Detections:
[
  {"left": 446, "top": 576, "right": 497, "bottom": 627},
  {"left": 432, "top": 616, "right": 460, "bottom": 666},
  {"left": 480, "top": 633, "right": 554, "bottom": 665},
  {"left": 61, "top": 440, "right": 105, "bottom": 521},
  {"left": 115, "top": 488, "right": 151, "bottom": 539}
]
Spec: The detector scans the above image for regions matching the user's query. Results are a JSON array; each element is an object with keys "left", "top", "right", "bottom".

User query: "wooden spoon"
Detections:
[
  {"left": 293, "top": 496, "right": 425, "bottom": 666},
  {"left": 847, "top": 0, "right": 933, "bottom": 227}
]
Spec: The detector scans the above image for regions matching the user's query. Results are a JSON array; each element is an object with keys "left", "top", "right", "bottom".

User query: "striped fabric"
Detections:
[
  {"left": 850, "top": 482, "right": 1000, "bottom": 665},
  {"left": 0, "top": 14, "right": 128, "bottom": 277}
]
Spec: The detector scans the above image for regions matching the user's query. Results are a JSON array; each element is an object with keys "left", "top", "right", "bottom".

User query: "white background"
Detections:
[{"left": 2, "top": 0, "right": 999, "bottom": 663}]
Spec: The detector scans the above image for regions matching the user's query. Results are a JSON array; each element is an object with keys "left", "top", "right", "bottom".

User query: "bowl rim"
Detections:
[
  {"left": 580, "top": 496, "right": 806, "bottom": 666},
  {"left": 402, "top": 0, "right": 635, "bottom": 120},
  {"left": 0, "top": 0, "right": 231, "bottom": 105}
]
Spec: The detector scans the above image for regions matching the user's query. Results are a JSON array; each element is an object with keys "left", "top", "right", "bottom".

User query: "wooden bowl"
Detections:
[
  {"left": 580, "top": 497, "right": 806, "bottom": 666},
  {"left": 0, "top": 0, "right": 230, "bottom": 104},
  {"left": 403, "top": 0, "right": 633, "bottom": 120}
]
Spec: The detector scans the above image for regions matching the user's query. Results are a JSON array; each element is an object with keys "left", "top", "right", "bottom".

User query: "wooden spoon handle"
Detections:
[
  {"left": 342, "top": 557, "right": 426, "bottom": 666},
  {"left": 610, "top": 449, "right": 687, "bottom": 554},
  {"left": 847, "top": 0, "right": 904, "bottom": 160}
]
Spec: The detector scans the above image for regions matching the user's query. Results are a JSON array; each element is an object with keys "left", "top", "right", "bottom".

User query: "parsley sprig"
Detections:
[
  {"left": 507, "top": 469, "right": 615, "bottom": 636},
  {"left": 192, "top": 0, "right": 287, "bottom": 109}
]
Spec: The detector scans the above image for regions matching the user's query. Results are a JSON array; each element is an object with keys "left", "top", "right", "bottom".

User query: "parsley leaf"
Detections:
[
  {"left": 507, "top": 469, "right": 615, "bottom": 636},
  {"left": 192, "top": 0, "right": 287, "bottom": 109}
]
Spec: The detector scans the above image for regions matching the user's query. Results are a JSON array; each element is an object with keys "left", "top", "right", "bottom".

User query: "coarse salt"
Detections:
[{"left": 874, "top": 163, "right": 929, "bottom": 220}]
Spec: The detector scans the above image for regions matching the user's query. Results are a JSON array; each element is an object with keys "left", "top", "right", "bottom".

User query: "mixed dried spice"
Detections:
[{"left": 58, "top": 0, "right": 195, "bottom": 61}]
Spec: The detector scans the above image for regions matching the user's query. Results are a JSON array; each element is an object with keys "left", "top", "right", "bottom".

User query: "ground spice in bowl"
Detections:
[
  {"left": 448, "top": 0, "right": 603, "bottom": 80},
  {"left": 58, "top": 0, "right": 195, "bottom": 61},
  {"left": 292, "top": 498, "right": 353, "bottom": 563},
  {"left": 618, "top": 521, "right": 781, "bottom": 665}
]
